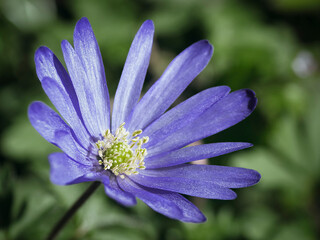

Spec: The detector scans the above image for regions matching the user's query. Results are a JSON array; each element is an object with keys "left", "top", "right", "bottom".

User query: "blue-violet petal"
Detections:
[
  {"left": 112, "top": 20, "right": 154, "bottom": 132},
  {"left": 145, "top": 142, "right": 252, "bottom": 168},
  {"left": 148, "top": 89, "right": 257, "bottom": 156},
  {"left": 126, "top": 40, "right": 213, "bottom": 132}
]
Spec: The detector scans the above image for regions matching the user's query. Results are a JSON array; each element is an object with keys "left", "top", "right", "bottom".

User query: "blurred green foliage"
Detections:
[{"left": 0, "top": 0, "right": 320, "bottom": 239}]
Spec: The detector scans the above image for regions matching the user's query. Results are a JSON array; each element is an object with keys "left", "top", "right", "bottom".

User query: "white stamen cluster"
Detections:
[{"left": 95, "top": 123, "right": 148, "bottom": 179}]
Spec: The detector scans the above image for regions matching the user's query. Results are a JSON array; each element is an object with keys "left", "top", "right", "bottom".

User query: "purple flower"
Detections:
[{"left": 28, "top": 17, "right": 260, "bottom": 223}]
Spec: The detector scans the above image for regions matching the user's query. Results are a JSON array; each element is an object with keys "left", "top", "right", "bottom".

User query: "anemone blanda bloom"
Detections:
[{"left": 28, "top": 17, "right": 260, "bottom": 222}]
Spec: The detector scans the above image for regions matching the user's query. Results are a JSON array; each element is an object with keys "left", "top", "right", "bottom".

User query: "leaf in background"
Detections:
[
  {"left": 273, "top": 221, "right": 315, "bottom": 240},
  {"left": 241, "top": 206, "right": 279, "bottom": 240},
  {"left": 1, "top": 116, "right": 58, "bottom": 165},
  {"left": 1, "top": 0, "right": 56, "bottom": 31},
  {"left": 182, "top": 207, "right": 240, "bottom": 240}
]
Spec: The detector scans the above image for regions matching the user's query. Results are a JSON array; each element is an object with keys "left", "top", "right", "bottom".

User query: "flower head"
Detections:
[{"left": 28, "top": 17, "right": 260, "bottom": 222}]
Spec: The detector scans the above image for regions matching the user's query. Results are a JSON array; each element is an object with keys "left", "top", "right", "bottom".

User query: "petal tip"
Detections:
[
  {"left": 78, "top": 16, "right": 89, "bottom": 22},
  {"left": 225, "top": 190, "right": 237, "bottom": 200},
  {"left": 61, "top": 39, "right": 73, "bottom": 52},
  {"left": 35, "top": 46, "right": 49, "bottom": 59},
  {"left": 138, "top": 19, "right": 155, "bottom": 36},
  {"left": 196, "top": 215, "right": 207, "bottom": 223},
  {"left": 60, "top": 39, "right": 68, "bottom": 47},
  {"left": 234, "top": 89, "right": 258, "bottom": 112},
  {"left": 198, "top": 40, "right": 214, "bottom": 55},
  {"left": 230, "top": 191, "right": 238, "bottom": 200},
  {"left": 142, "top": 19, "right": 154, "bottom": 29},
  {"left": 252, "top": 170, "right": 261, "bottom": 185},
  {"left": 74, "top": 17, "right": 95, "bottom": 41},
  {"left": 34, "top": 46, "right": 54, "bottom": 80},
  {"left": 245, "top": 89, "right": 258, "bottom": 111},
  {"left": 187, "top": 212, "right": 207, "bottom": 223},
  {"left": 76, "top": 17, "right": 91, "bottom": 29},
  {"left": 219, "top": 85, "right": 232, "bottom": 94},
  {"left": 28, "top": 101, "right": 44, "bottom": 117},
  {"left": 244, "top": 142, "right": 254, "bottom": 148}
]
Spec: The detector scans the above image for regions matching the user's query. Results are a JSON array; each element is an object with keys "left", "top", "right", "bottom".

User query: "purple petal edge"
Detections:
[
  {"left": 112, "top": 20, "right": 154, "bottom": 132},
  {"left": 118, "top": 177, "right": 185, "bottom": 220},
  {"left": 145, "top": 142, "right": 253, "bottom": 168},
  {"left": 130, "top": 174, "right": 237, "bottom": 200},
  {"left": 127, "top": 40, "right": 214, "bottom": 133},
  {"left": 49, "top": 152, "right": 97, "bottom": 185},
  {"left": 140, "top": 164, "right": 261, "bottom": 189},
  {"left": 147, "top": 89, "right": 257, "bottom": 156}
]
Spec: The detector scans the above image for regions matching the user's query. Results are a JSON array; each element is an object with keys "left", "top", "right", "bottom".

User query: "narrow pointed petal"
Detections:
[
  {"left": 127, "top": 40, "right": 213, "bottom": 132},
  {"left": 150, "top": 191, "right": 206, "bottom": 223},
  {"left": 73, "top": 17, "right": 110, "bottom": 135},
  {"left": 35, "top": 46, "right": 74, "bottom": 93},
  {"left": 54, "top": 130, "right": 95, "bottom": 166},
  {"left": 28, "top": 101, "right": 71, "bottom": 144},
  {"left": 61, "top": 40, "right": 109, "bottom": 138},
  {"left": 141, "top": 86, "right": 230, "bottom": 148},
  {"left": 49, "top": 153, "right": 99, "bottom": 185},
  {"left": 41, "top": 77, "right": 92, "bottom": 148},
  {"left": 112, "top": 20, "right": 154, "bottom": 132},
  {"left": 148, "top": 89, "right": 257, "bottom": 156},
  {"left": 145, "top": 142, "right": 252, "bottom": 168},
  {"left": 103, "top": 175, "right": 137, "bottom": 206},
  {"left": 140, "top": 164, "right": 261, "bottom": 189},
  {"left": 35, "top": 47, "right": 91, "bottom": 142},
  {"left": 130, "top": 174, "right": 237, "bottom": 200},
  {"left": 28, "top": 102, "right": 92, "bottom": 165},
  {"left": 118, "top": 177, "right": 184, "bottom": 220}
]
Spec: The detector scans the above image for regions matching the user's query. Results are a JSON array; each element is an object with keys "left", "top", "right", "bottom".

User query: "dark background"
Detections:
[{"left": 1, "top": 0, "right": 320, "bottom": 239}]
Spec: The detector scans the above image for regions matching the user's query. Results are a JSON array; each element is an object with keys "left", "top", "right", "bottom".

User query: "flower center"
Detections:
[{"left": 95, "top": 123, "right": 148, "bottom": 179}]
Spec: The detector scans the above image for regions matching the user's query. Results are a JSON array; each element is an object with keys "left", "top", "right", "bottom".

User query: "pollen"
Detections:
[{"left": 95, "top": 123, "right": 148, "bottom": 179}]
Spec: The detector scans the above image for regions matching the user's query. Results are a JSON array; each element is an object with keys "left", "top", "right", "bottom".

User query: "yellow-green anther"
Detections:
[
  {"left": 95, "top": 123, "right": 148, "bottom": 178},
  {"left": 142, "top": 136, "right": 149, "bottom": 144},
  {"left": 131, "top": 137, "right": 139, "bottom": 142},
  {"left": 132, "top": 129, "right": 143, "bottom": 137}
]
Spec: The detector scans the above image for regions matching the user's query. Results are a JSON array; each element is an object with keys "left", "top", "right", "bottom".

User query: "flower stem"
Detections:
[{"left": 46, "top": 181, "right": 101, "bottom": 240}]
